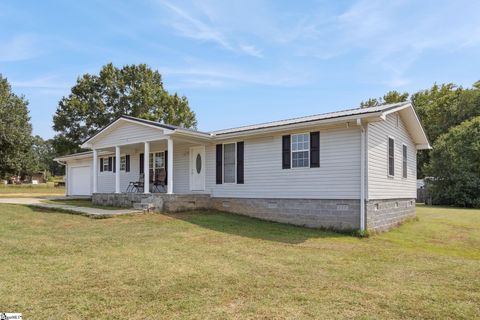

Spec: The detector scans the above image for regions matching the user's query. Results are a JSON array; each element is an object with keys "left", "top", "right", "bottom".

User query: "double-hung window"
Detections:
[
  {"left": 120, "top": 156, "right": 126, "bottom": 171},
  {"left": 388, "top": 137, "right": 395, "bottom": 176},
  {"left": 102, "top": 158, "right": 109, "bottom": 172},
  {"left": 223, "top": 143, "right": 236, "bottom": 183},
  {"left": 402, "top": 145, "right": 407, "bottom": 178},
  {"left": 149, "top": 152, "right": 165, "bottom": 181},
  {"left": 292, "top": 133, "right": 310, "bottom": 168}
]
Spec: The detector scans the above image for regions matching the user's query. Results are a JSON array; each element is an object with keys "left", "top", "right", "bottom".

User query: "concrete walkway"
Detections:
[{"left": 0, "top": 198, "right": 141, "bottom": 217}]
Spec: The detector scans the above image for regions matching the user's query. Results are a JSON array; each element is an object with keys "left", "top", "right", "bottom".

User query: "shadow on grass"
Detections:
[{"left": 170, "top": 210, "right": 351, "bottom": 244}]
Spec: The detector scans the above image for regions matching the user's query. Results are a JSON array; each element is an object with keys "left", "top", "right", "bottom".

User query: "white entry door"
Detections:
[
  {"left": 189, "top": 146, "right": 206, "bottom": 191},
  {"left": 69, "top": 166, "right": 92, "bottom": 195}
]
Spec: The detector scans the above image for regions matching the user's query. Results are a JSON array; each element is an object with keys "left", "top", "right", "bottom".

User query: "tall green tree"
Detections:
[
  {"left": 360, "top": 90, "right": 409, "bottom": 108},
  {"left": 30, "top": 136, "right": 63, "bottom": 176},
  {"left": 53, "top": 63, "right": 198, "bottom": 155},
  {"left": 426, "top": 116, "right": 480, "bottom": 207},
  {"left": 0, "top": 75, "right": 33, "bottom": 179},
  {"left": 412, "top": 82, "right": 480, "bottom": 177}
]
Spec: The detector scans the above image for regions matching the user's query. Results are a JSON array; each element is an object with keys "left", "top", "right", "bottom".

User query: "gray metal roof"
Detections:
[
  {"left": 80, "top": 102, "right": 412, "bottom": 147},
  {"left": 211, "top": 102, "right": 409, "bottom": 135}
]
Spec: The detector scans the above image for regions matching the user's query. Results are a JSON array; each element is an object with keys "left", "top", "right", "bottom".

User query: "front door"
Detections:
[{"left": 190, "top": 146, "right": 206, "bottom": 191}]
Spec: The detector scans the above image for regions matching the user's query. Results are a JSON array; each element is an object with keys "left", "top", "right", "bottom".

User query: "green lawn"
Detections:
[
  {"left": 0, "top": 182, "right": 65, "bottom": 197},
  {"left": 0, "top": 204, "right": 479, "bottom": 319}
]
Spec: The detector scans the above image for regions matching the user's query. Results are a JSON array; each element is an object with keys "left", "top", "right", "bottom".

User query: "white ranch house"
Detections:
[{"left": 55, "top": 102, "right": 431, "bottom": 232}]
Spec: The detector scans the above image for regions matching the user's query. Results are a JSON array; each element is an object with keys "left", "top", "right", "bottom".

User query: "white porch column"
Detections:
[
  {"left": 115, "top": 146, "right": 121, "bottom": 193},
  {"left": 92, "top": 149, "right": 98, "bottom": 193},
  {"left": 144, "top": 142, "right": 150, "bottom": 194},
  {"left": 167, "top": 137, "right": 173, "bottom": 194}
]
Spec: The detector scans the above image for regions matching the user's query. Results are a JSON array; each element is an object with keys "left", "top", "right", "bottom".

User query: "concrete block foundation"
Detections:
[
  {"left": 92, "top": 194, "right": 416, "bottom": 232},
  {"left": 366, "top": 198, "right": 416, "bottom": 232}
]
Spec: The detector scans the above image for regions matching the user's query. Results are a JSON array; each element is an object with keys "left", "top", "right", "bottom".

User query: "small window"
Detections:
[
  {"left": 120, "top": 156, "right": 126, "bottom": 171},
  {"left": 224, "top": 143, "right": 236, "bottom": 183},
  {"left": 388, "top": 137, "right": 395, "bottom": 176},
  {"left": 292, "top": 133, "right": 310, "bottom": 168},
  {"left": 402, "top": 145, "right": 407, "bottom": 178},
  {"left": 196, "top": 154, "right": 202, "bottom": 174},
  {"left": 102, "top": 158, "right": 109, "bottom": 172}
]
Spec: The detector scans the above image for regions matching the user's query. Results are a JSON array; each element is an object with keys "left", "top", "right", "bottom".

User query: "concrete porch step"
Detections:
[{"left": 133, "top": 202, "right": 154, "bottom": 211}]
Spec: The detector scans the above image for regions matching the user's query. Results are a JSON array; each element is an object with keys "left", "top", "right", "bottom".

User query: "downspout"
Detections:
[{"left": 357, "top": 119, "right": 366, "bottom": 232}]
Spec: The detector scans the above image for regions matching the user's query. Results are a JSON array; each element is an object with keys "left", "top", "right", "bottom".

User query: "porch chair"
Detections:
[
  {"left": 152, "top": 169, "right": 167, "bottom": 193},
  {"left": 127, "top": 173, "right": 144, "bottom": 193}
]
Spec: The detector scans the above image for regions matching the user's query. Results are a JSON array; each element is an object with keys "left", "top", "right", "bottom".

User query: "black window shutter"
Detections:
[
  {"left": 113, "top": 156, "right": 116, "bottom": 173},
  {"left": 164, "top": 150, "right": 168, "bottom": 185},
  {"left": 216, "top": 144, "right": 223, "bottom": 184},
  {"left": 310, "top": 132, "right": 320, "bottom": 168},
  {"left": 100, "top": 158, "right": 104, "bottom": 172},
  {"left": 126, "top": 155, "right": 130, "bottom": 172},
  {"left": 108, "top": 157, "right": 112, "bottom": 172},
  {"left": 237, "top": 142, "right": 244, "bottom": 184},
  {"left": 139, "top": 153, "right": 144, "bottom": 174},
  {"left": 282, "top": 135, "right": 291, "bottom": 169}
]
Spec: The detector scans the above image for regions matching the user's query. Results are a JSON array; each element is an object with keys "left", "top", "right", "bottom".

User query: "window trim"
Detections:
[
  {"left": 402, "top": 144, "right": 407, "bottom": 179},
  {"left": 387, "top": 136, "right": 395, "bottom": 177},
  {"left": 291, "top": 133, "right": 310, "bottom": 169},
  {"left": 223, "top": 142, "right": 237, "bottom": 184}
]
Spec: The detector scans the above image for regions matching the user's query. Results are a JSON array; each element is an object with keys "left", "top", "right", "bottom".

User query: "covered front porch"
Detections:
[
  {"left": 80, "top": 116, "right": 211, "bottom": 196},
  {"left": 91, "top": 138, "right": 175, "bottom": 194}
]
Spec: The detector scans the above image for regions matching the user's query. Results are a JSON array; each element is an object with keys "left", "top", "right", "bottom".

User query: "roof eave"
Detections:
[
  {"left": 212, "top": 112, "right": 384, "bottom": 139},
  {"left": 80, "top": 116, "right": 174, "bottom": 149}
]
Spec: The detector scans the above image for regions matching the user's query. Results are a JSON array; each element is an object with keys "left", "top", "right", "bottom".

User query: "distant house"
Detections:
[{"left": 55, "top": 102, "right": 431, "bottom": 232}]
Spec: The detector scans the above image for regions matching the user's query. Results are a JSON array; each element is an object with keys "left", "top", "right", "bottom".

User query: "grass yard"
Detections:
[
  {"left": 0, "top": 182, "right": 65, "bottom": 197},
  {"left": 0, "top": 204, "right": 479, "bottom": 319}
]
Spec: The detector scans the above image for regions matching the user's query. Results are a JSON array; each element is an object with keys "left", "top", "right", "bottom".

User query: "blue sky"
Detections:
[{"left": 1, "top": 0, "right": 480, "bottom": 139}]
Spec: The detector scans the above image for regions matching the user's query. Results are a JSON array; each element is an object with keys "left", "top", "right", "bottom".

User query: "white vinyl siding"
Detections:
[
  {"left": 91, "top": 121, "right": 168, "bottom": 149},
  {"left": 78, "top": 111, "right": 417, "bottom": 201},
  {"left": 368, "top": 112, "right": 417, "bottom": 199},
  {"left": 205, "top": 126, "right": 361, "bottom": 199}
]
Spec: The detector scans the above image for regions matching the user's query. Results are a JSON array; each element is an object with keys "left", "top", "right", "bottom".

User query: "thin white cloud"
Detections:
[
  {"left": 160, "top": 1, "right": 232, "bottom": 50},
  {"left": 239, "top": 44, "right": 263, "bottom": 58},
  {"left": 157, "top": 0, "right": 264, "bottom": 58},
  {"left": 159, "top": 62, "right": 311, "bottom": 89},
  {"left": 11, "top": 75, "right": 70, "bottom": 90},
  {"left": 0, "top": 34, "right": 39, "bottom": 62}
]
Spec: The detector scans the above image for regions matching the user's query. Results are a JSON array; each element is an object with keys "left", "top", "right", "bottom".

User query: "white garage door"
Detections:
[{"left": 70, "top": 166, "right": 92, "bottom": 196}]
